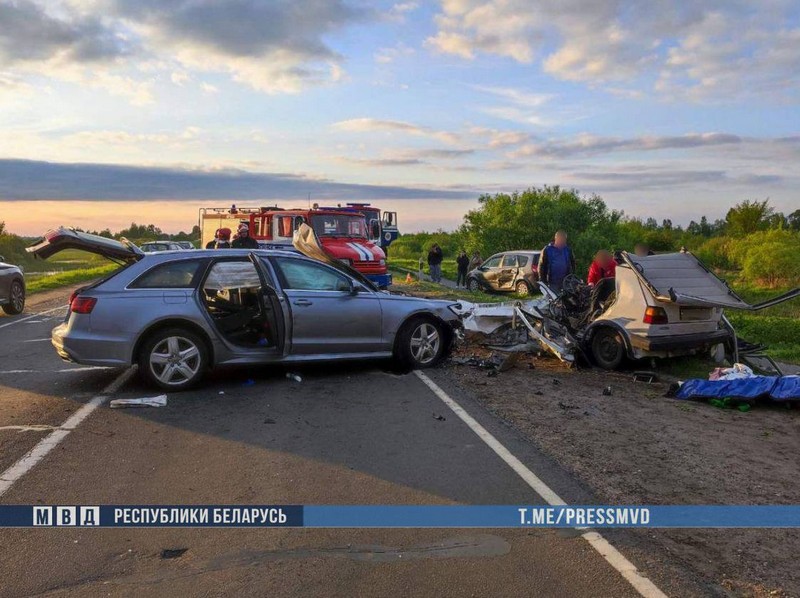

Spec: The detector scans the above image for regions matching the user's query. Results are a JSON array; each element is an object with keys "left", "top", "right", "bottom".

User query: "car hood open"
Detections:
[{"left": 26, "top": 227, "right": 143, "bottom": 262}]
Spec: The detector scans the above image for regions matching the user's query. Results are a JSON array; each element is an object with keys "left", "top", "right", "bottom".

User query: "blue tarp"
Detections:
[{"left": 676, "top": 376, "right": 800, "bottom": 402}]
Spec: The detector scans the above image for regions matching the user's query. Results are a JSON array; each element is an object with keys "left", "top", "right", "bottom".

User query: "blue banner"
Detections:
[{"left": 2, "top": 505, "right": 800, "bottom": 528}]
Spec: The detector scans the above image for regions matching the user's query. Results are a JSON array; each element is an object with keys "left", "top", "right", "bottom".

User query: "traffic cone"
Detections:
[{"left": 405, "top": 272, "right": 413, "bottom": 283}]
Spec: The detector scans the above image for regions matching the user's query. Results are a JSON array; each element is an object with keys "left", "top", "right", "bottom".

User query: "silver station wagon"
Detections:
[{"left": 28, "top": 228, "right": 461, "bottom": 389}]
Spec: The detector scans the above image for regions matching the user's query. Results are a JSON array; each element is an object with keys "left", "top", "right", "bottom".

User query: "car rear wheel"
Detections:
[
  {"left": 395, "top": 317, "right": 446, "bottom": 369},
  {"left": 590, "top": 328, "right": 626, "bottom": 370},
  {"left": 3, "top": 280, "right": 25, "bottom": 315},
  {"left": 139, "top": 328, "right": 208, "bottom": 390},
  {"left": 515, "top": 281, "right": 530, "bottom": 296},
  {"left": 467, "top": 278, "right": 481, "bottom": 292}
]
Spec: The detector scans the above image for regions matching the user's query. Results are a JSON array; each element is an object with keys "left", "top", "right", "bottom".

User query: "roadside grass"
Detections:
[
  {"left": 389, "top": 258, "right": 459, "bottom": 281},
  {"left": 390, "top": 275, "right": 524, "bottom": 304},
  {"left": 26, "top": 264, "right": 119, "bottom": 294}
]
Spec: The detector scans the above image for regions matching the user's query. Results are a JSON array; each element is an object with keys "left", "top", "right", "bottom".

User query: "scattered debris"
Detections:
[
  {"left": 432, "top": 413, "right": 446, "bottom": 421},
  {"left": 602, "top": 386, "right": 613, "bottom": 396},
  {"left": 558, "top": 401, "right": 578, "bottom": 410},
  {"left": 110, "top": 395, "right": 167, "bottom": 409},
  {"left": 218, "top": 391, "right": 225, "bottom": 395},
  {"left": 709, "top": 363, "right": 755, "bottom": 381},
  {"left": 286, "top": 372, "right": 302, "bottom": 382},
  {"left": 160, "top": 548, "right": 188, "bottom": 559},
  {"left": 263, "top": 418, "right": 276, "bottom": 424},
  {"left": 633, "top": 371, "right": 658, "bottom": 384}
]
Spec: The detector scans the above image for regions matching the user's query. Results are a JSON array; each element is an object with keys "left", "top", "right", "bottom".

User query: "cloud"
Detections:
[
  {"left": 510, "top": 132, "right": 743, "bottom": 158},
  {"left": 331, "top": 118, "right": 461, "bottom": 144},
  {"left": 0, "top": 0, "right": 131, "bottom": 66},
  {"left": 570, "top": 167, "right": 785, "bottom": 192},
  {"left": 0, "top": 0, "right": 372, "bottom": 99},
  {"left": 338, "top": 157, "right": 426, "bottom": 167},
  {"left": 374, "top": 43, "right": 415, "bottom": 64},
  {"left": 426, "top": 1, "right": 800, "bottom": 100},
  {"left": 0, "top": 159, "right": 475, "bottom": 201}
]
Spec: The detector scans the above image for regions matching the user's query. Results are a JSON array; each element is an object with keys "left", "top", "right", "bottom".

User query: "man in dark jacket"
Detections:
[
  {"left": 539, "top": 230, "right": 576, "bottom": 292},
  {"left": 427, "top": 244, "right": 443, "bottom": 283},
  {"left": 232, "top": 223, "right": 259, "bottom": 249},
  {"left": 456, "top": 250, "right": 470, "bottom": 287}
]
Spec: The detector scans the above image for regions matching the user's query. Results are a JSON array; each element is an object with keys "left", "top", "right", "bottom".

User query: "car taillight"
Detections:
[
  {"left": 69, "top": 290, "right": 79, "bottom": 306},
  {"left": 644, "top": 306, "right": 668, "bottom": 324},
  {"left": 71, "top": 297, "right": 97, "bottom": 314}
]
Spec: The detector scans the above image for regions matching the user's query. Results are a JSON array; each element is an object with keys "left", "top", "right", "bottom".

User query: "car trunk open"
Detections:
[{"left": 26, "top": 227, "right": 143, "bottom": 263}]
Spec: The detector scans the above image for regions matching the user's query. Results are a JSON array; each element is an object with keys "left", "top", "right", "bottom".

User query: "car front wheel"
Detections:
[
  {"left": 2, "top": 280, "right": 25, "bottom": 315},
  {"left": 139, "top": 328, "right": 208, "bottom": 390},
  {"left": 396, "top": 317, "right": 447, "bottom": 369},
  {"left": 590, "top": 327, "right": 626, "bottom": 370},
  {"left": 467, "top": 278, "right": 481, "bottom": 292}
]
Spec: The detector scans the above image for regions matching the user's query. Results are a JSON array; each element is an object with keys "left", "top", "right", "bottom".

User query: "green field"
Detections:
[{"left": 21, "top": 249, "right": 120, "bottom": 295}]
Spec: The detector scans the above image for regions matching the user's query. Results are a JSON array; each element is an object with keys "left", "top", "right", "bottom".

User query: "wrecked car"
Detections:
[
  {"left": 466, "top": 250, "right": 540, "bottom": 297},
  {"left": 27, "top": 227, "right": 461, "bottom": 390},
  {"left": 460, "top": 251, "right": 799, "bottom": 372}
]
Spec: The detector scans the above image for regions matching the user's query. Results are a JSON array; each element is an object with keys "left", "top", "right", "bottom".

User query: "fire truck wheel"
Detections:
[
  {"left": 395, "top": 316, "right": 446, "bottom": 369},
  {"left": 138, "top": 327, "right": 208, "bottom": 390}
]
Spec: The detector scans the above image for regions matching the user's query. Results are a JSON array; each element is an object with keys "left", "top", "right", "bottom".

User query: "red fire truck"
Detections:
[{"left": 199, "top": 205, "right": 392, "bottom": 288}]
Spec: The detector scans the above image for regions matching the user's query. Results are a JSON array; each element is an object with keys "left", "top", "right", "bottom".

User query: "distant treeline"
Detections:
[{"left": 389, "top": 187, "right": 800, "bottom": 288}]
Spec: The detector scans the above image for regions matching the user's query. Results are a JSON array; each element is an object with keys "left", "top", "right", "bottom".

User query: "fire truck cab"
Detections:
[
  {"left": 316, "top": 203, "right": 399, "bottom": 255},
  {"left": 200, "top": 206, "right": 392, "bottom": 288}
]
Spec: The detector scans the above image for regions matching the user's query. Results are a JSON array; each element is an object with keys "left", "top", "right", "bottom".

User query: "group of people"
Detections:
[
  {"left": 426, "top": 230, "right": 657, "bottom": 292},
  {"left": 206, "top": 223, "right": 260, "bottom": 249}
]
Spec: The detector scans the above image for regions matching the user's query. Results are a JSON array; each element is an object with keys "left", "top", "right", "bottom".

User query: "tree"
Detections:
[
  {"left": 725, "top": 199, "right": 774, "bottom": 236},
  {"left": 788, "top": 210, "right": 800, "bottom": 232}
]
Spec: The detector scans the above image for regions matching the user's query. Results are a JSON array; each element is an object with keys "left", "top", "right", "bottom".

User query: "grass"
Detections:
[
  {"left": 390, "top": 273, "right": 535, "bottom": 304},
  {"left": 26, "top": 264, "right": 119, "bottom": 294},
  {"left": 389, "top": 258, "right": 459, "bottom": 281}
]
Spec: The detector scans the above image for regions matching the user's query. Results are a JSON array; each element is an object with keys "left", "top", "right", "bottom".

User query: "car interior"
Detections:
[{"left": 202, "top": 260, "right": 279, "bottom": 348}]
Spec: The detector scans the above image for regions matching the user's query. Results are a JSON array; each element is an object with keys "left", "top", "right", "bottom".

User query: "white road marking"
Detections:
[
  {"left": 415, "top": 370, "right": 668, "bottom": 598},
  {"left": 0, "top": 366, "right": 112, "bottom": 375},
  {"left": 0, "top": 306, "right": 66, "bottom": 330},
  {"left": 0, "top": 366, "right": 136, "bottom": 498},
  {"left": 0, "top": 425, "right": 59, "bottom": 433},
  {"left": 22, "top": 338, "right": 51, "bottom": 343}
]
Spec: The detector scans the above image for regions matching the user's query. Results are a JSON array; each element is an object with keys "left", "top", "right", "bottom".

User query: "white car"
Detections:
[
  {"left": 580, "top": 252, "right": 799, "bottom": 369},
  {"left": 139, "top": 241, "right": 185, "bottom": 253}
]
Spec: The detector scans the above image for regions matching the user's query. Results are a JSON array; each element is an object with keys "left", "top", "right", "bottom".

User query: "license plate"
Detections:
[{"left": 680, "top": 307, "right": 712, "bottom": 321}]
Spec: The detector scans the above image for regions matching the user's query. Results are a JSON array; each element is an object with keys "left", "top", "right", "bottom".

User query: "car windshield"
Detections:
[{"left": 310, "top": 214, "right": 366, "bottom": 238}]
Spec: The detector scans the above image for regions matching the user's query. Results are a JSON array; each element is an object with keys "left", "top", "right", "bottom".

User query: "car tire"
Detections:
[
  {"left": 2, "top": 280, "right": 25, "bottom": 315},
  {"left": 467, "top": 278, "right": 481, "bottom": 292},
  {"left": 590, "top": 327, "right": 626, "bottom": 370},
  {"left": 138, "top": 327, "right": 208, "bottom": 390},
  {"left": 515, "top": 281, "right": 530, "bottom": 296},
  {"left": 395, "top": 316, "right": 447, "bottom": 369}
]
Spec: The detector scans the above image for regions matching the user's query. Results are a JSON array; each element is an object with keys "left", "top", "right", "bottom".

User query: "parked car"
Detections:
[
  {"left": 27, "top": 228, "right": 461, "bottom": 390},
  {"left": 466, "top": 250, "right": 541, "bottom": 296},
  {"left": 0, "top": 256, "right": 25, "bottom": 315},
  {"left": 175, "top": 241, "right": 195, "bottom": 250},
  {"left": 139, "top": 241, "right": 185, "bottom": 253}
]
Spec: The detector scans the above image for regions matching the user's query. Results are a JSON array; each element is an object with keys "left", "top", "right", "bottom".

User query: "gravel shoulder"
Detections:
[{"left": 438, "top": 343, "right": 800, "bottom": 597}]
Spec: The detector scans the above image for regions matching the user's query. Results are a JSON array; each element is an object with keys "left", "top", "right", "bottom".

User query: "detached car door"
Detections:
[{"left": 270, "top": 256, "right": 383, "bottom": 355}]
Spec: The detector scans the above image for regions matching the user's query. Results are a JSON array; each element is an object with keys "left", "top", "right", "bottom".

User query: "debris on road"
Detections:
[
  {"left": 109, "top": 395, "right": 167, "bottom": 408},
  {"left": 633, "top": 371, "right": 658, "bottom": 384},
  {"left": 709, "top": 363, "right": 754, "bottom": 381},
  {"left": 602, "top": 386, "right": 613, "bottom": 396},
  {"left": 160, "top": 548, "right": 188, "bottom": 559},
  {"left": 286, "top": 372, "right": 302, "bottom": 382},
  {"left": 432, "top": 413, "right": 446, "bottom": 421}
]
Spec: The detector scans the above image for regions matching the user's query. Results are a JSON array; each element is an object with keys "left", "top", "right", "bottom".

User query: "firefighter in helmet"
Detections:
[
  {"left": 206, "top": 228, "right": 232, "bottom": 249},
  {"left": 232, "top": 223, "right": 259, "bottom": 249}
]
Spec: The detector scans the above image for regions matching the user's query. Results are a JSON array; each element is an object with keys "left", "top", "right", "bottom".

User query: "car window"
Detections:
[
  {"left": 130, "top": 259, "right": 203, "bottom": 288},
  {"left": 204, "top": 260, "right": 268, "bottom": 290},
  {"left": 273, "top": 257, "right": 351, "bottom": 291},
  {"left": 517, "top": 255, "right": 529, "bottom": 267},
  {"left": 501, "top": 255, "right": 518, "bottom": 268},
  {"left": 482, "top": 256, "right": 501, "bottom": 269}
]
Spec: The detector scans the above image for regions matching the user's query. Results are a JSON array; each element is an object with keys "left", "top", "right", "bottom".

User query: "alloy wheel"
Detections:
[
  {"left": 10, "top": 282, "right": 24, "bottom": 312},
  {"left": 409, "top": 323, "right": 441, "bottom": 365},
  {"left": 149, "top": 336, "right": 201, "bottom": 386}
]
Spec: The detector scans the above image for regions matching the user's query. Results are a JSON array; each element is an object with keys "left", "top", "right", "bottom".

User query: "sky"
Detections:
[{"left": 0, "top": 0, "right": 798, "bottom": 235}]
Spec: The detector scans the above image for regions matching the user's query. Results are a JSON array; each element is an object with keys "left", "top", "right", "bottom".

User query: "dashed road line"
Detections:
[
  {"left": 414, "top": 370, "right": 668, "bottom": 598},
  {"left": 0, "top": 366, "right": 136, "bottom": 498},
  {"left": 0, "top": 306, "right": 66, "bottom": 330}
]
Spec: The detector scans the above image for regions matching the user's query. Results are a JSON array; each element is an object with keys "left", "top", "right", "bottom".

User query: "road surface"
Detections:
[{"left": 0, "top": 290, "right": 690, "bottom": 597}]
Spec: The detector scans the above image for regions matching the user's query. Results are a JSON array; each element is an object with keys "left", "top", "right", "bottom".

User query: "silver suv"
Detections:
[{"left": 466, "top": 250, "right": 541, "bottom": 296}]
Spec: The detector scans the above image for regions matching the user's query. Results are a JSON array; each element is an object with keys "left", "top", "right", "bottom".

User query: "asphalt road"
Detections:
[{"left": 0, "top": 292, "right": 671, "bottom": 597}]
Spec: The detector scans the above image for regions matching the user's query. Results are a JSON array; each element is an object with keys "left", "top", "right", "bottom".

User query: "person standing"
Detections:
[
  {"left": 468, "top": 250, "right": 483, "bottom": 271},
  {"left": 232, "top": 223, "right": 259, "bottom": 249},
  {"left": 456, "top": 250, "right": 470, "bottom": 287},
  {"left": 208, "top": 228, "right": 231, "bottom": 249},
  {"left": 427, "top": 244, "right": 443, "bottom": 283},
  {"left": 539, "top": 230, "right": 576, "bottom": 293}
]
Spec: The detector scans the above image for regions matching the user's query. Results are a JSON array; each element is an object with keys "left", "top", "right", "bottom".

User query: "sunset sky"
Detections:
[{"left": 1, "top": 0, "right": 799, "bottom": 235}]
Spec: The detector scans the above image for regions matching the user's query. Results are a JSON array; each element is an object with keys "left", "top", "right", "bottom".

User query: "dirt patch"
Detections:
[
  {"left": 439, "top": 344, "right": 800, "bottom": 596},
  {"left": 26, "top": 283, "right": 87, "bottom": 311}
]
